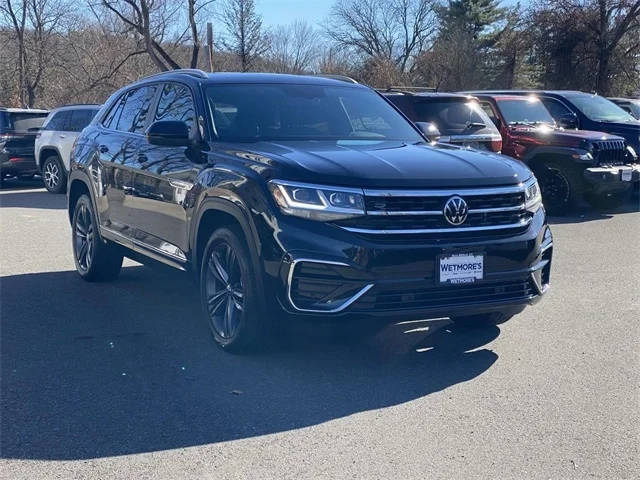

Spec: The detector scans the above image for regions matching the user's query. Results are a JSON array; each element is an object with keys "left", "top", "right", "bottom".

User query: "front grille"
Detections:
[
  {"left": 336, "top": 185, "right": 530, "bottom": 237},
  {"left": 352, "top": 279, "right": 537, "bottom": 312},
  {"left": 592, "top": 140, "right": 626, "bottom": 166}
]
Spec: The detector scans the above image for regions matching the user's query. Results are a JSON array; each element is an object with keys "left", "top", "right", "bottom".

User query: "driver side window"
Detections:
[{"left": 540, "top": 98, "right": 573, "bottom": 120}]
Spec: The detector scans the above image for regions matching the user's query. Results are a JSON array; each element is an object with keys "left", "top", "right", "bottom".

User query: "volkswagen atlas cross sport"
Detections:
[{"left": 67, "top": 70, "right": 553, "bottom": 352}]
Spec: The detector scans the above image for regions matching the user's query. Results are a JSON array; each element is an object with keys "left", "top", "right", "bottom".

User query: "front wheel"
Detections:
[
  {"left": 72, "top": 195, "right": 123, "bottom": 281},
  {"left": 537, "top": 160, "right": 584, "bottom": 215},
  {"left": 450, "top": 312, "right": 514, "bottom": 328},
  {"left": 200, "top": 227, "right": 265, "bottom": 352}
]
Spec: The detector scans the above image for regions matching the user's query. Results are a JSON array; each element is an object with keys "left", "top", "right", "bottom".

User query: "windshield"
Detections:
[
  {"left": 413, "top": 99, "right": 496, "bottom": 135},
  {"left": 205, "top": 84, "right": 424, "bottom": 143},
  {"left": 565, "top": 93, "right": 635, "bottom": 122},
  {"left": 498, "top": 99, "right": 555, "bottom": 125}
]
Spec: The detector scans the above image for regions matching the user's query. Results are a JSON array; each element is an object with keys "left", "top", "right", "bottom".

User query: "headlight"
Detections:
[
  {"left": 269, "top": 180, "right": 365, "bottom": 221},
  {"left": 627, "top": 145, "right": 638, "bottom": 160},
  {"left": 524, "top": 177, "right": 542, "bottom": 213}
]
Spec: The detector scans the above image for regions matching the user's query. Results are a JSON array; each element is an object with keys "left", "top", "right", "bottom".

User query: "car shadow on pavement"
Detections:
[
  {"left": 547, "top": 195, "right": 639, "bottom": 224},
  {"left": 0, "top": 266, "right": 499, "bottom": 460},
  {"left": 0, "top": 187, "right": 65, "bottom": 210}
]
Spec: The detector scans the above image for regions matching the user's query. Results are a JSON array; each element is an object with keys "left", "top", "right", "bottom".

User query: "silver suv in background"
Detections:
[{"left": 35, "top": 104, "right": 100, "bottom": 193}]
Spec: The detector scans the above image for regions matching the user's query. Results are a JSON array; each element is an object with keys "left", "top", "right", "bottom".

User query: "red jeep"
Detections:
[{"left": 474, "top": 94, "right": 638, "bottom": 214}]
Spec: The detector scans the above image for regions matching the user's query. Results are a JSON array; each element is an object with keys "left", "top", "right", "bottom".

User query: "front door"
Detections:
[{"left": 130, "top": 82, "right": 203, "bottom": 262}]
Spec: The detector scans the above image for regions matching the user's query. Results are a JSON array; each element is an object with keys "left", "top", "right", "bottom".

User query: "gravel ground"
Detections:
[{"left": 1, "top": 178, "right": 639, "bottom": 480}]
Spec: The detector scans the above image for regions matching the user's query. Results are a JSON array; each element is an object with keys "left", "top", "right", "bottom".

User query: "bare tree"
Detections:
[
  {"left": 324, "top": 0, "right": 437, "bottom": 73},
  {"left": 0, "top": 0, "right": 71, "bottom": 107},
  {"left": 557, "top": 0, "right": 640, "bottom": 94},
  {"left": 94, "top": 0, "right": 213, "bottom": 71},
  {"left": 220, "top": 0, "right": 269, "bottom": 71},
  {"left": 268, "top": 20, "right": 319, "bottom": 73}
]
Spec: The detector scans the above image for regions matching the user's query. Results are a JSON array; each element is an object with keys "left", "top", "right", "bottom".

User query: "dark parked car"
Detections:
[
  {"left": 68, "top": 70, "right": 552, "bottom": 352},
  {"left": 472, "top": 94, "right": 638, "bottom": 213},
  {"left": 467, "top": 90, "right": 640, "bottom": 154},
  {"left": 383, "top": 90, "right": 503, "bottom": 152},
  {"left": 0, "top": 107, "right": 49, "bottom": 182},
  {"left": 608, "top": 97, "right": 640, "bottom": 120}
]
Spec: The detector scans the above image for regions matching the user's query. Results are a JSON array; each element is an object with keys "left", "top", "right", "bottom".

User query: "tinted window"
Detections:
[
  {"left": 412, "top": 99, "right": 496, "bottom": 135},
  {"left": 6, "top": 112, "right": 48, "bottom": 132},
  {"left": 564, "top": 93, "right": 635, "bottom": 122},
  {"left": 497, "top": 99, "right": 556, "bottom": 125},
  {"left": 67, "top": 109, "right": 98, "bottom": 132},
  {"left": 103, "top": 94, "right": 126, "bottom": 129},
  {"left": 155, "top": 83, "right": 195, "bottom": 133},
  {"left": 540, "top": 98, "right": 573, "bottom": 119},
  {"left": 116, "top": 86, "right": 157, "bottom": 133},
  {"left": 43, "top": 111, "right": 71, "bottom": 131},
  {"left": 480, "top": 102, "right": 500, "bottom": 127},
  {"left": 205, "top": 84, "right": 423, "bottom": 142}
]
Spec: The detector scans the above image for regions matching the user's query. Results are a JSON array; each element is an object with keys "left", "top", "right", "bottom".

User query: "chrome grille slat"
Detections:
[{"left": 341, "top": 184, "right": 530, "bottom": 235}]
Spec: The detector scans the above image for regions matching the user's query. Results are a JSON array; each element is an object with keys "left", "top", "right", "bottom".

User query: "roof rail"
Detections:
[
  {"left": 141, "top": 68, "right": 209, "bottom": 81},
  {"left": 58, "top": 103, "right": 101, "bottom": 108},
  {"left": 380, "top": 86, "right": 438, "bottom": 95},
  {"left": 315, "top": 74, "right": 359, "bottom": 84}
]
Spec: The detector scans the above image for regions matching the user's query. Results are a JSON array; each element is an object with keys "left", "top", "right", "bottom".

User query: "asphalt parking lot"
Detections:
[{"left": 1, "top": 178, "right": 639, "bottom": 480}]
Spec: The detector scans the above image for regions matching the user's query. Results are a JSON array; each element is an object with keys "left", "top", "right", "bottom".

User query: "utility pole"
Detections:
[{"left": 207, "top": 22, "right": 214, "bottom": 72}]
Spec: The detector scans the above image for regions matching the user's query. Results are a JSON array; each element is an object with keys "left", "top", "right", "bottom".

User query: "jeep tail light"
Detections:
[{"left": 490, "top": 138, "right": 502, "bottom": 153}]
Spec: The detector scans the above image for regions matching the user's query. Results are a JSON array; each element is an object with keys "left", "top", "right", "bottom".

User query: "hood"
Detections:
[
  {"left": 214, "top": 140, "right": 532, "bottom": 188},
  {"left": 508, "top": 125, "right": 624, "bottom": 148},
  {"left": 591, "top": 121, "right": 640, "bottom": 150}
]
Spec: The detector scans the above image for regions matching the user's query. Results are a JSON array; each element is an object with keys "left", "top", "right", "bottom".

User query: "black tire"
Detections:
[
  {"left": 72, "top": 195, "right": 123, "bottom": 282},
  {"left": 42, "top": 155, "right": 67, "bottom": 193},
  {"left": 450, "top": 312, "right": 514, "bottom": 328},
  {"left": 200, "top": 226, "right": 265, "bottom": 352},
  {"left": 537, "top": 160, "right": 585, "bottom": 215}
]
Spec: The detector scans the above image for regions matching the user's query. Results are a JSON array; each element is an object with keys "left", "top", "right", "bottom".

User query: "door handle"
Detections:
[
  {"left": 99, "top": 145, "right": 109, "bottom": 153},
  {"left": 59, "top": 135, "right": 66, "bottom": 139}
]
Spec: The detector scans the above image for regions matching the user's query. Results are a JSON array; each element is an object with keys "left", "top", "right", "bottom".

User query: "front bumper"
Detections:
[
  {"left": 271, "top": 208, "right": 552, "bottom": 321},
  {"left": 584, "top": 164, "right": 640, "bottom": 192}
]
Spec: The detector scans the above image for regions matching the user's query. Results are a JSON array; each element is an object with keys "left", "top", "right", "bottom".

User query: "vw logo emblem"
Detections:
[{"left": 443, "top": 196, "right": 469, "bottom": 226}]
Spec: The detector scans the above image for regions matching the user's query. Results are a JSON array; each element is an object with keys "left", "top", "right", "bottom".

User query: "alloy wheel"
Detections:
[
  {"left": 205, "top": 241, "right": 245, "bottom": 339},
  {"left": 74, "top": 204, "right": 94, "bottom": 271},
  {"left": 44, "top": 160, "right": 60, "bottom": 190},
  {"left": 541, "top": 167, "right": 570, "bottom": 209}
]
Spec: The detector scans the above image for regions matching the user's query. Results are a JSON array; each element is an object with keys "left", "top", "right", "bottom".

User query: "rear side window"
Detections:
[
  {"left": 116, "top": 86, "right": 157, "bottom": 133},
  {"left": 540, "top": 98, "right": 573, "bottom": 119},
  {"left": 43, "top": 111, "right": 71, "bottom": 131},
  {"left": 155, "top": 83, "right": 195, "bottom": 134},
  {"left": 67, "top": 109, "right": 98, "bottom": 132}
]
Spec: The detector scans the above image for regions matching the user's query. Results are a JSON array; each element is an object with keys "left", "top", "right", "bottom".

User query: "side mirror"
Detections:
[
  {"left": 146, "top": 120, "right": 191, "bottom": 147},
  {"left": 558, "top": 113, "right": 578, "bottom": 129},
  {"left": 415, "top": 121, "right": 441, "bottom": 143}
]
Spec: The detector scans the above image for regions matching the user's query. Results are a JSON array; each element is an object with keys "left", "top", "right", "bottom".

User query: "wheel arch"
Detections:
[
  {"left": 38, "top": 146, "right": 62, "bottom": 170},
  {"left": 67, "top": 176, "right": 93, "bottom": 224},
  {"left": 192, "top": 198, "right": 267, "bottom": 311}
]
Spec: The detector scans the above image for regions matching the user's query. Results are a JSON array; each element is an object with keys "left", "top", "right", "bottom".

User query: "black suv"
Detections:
[
  {"left": 0, "top": 107, "right": 49, "bottom": 181},
  {"left": 67, "top": 71, "right": 553, "bottom": 351}
]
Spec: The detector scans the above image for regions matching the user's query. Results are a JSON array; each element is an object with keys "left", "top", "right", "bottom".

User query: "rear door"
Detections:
[
  {"left": 130, "top": 82, "right": 203, "bottom": 261},
  {"left": 96, "top": 86, "right": 158, "bottom": 237},
  {"left": 38, "top": 110, "right": 71, "bottom": 167}
]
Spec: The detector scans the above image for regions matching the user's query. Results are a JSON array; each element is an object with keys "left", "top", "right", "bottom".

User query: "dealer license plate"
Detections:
[
  {"left": 439, "top": 253, "right": 484, "bottom": 285},
  {"left": 621, "top": 168, "right": 632, "bottom": 182}
]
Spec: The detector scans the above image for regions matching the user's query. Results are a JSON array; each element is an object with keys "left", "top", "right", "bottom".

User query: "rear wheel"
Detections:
[
  {"left": 43, "top": 155, "right": 67, "bottom": 193},
  {"left": 72, "top": 195, "right": 123, "bottom": 281},
  {"left": 537, "top": 160, "right": 584, "bottom": 215},
  {"left": 450, "top": 312, "right": 514, "bottom": 328},
  {"left": 200, "top": 227, "right": 264, "bottom": 352}
]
